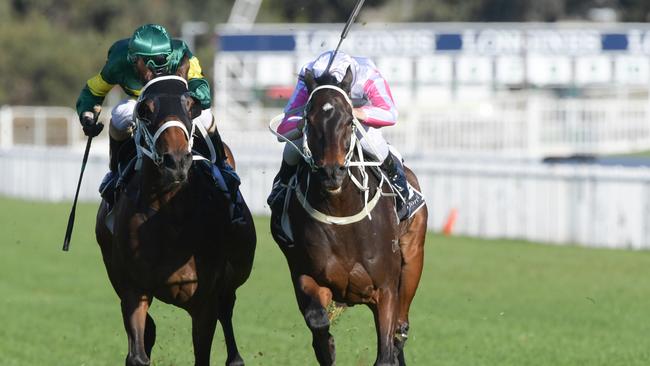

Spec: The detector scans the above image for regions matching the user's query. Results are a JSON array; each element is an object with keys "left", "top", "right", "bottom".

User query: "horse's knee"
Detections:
[
  {"left": 226, "top": 354, "right": 245, "bottom": 366},
  {"left": 126, "top": 354, "right": 150, "bottom": 366},
  {"left": 304, "top": 304, "right": 329, "bottom": 331},
  {"left": 374, "top": 355, "right": 399, "bottom": 366}
]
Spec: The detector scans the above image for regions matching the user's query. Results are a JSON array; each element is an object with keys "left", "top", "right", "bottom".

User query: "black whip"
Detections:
[
  {"left": 62, "top": 105, "right": 102, "bottom": 251},
  {"left": 323, "top": 0, "right": 366, "bottom": 75}
]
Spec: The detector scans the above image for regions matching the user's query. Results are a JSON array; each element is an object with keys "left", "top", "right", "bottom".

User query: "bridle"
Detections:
[
  {"left": 134, "top": 76, "right": 216, "bottom": 169},
  {"left": 269, "top": 85, "right": 392, "bottom": 226}
]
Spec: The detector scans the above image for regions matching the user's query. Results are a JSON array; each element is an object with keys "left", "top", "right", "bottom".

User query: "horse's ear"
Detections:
[
  {"left": 303, "top": 68, "right": 318, "bottom": 94},
  {"left": 183, "top": 93, "right": 203, "bottom": 120},
  {"left": 135, "top": 98, "right": 155, "bottom": 124},
  {"left": 176, "top": 55, "right": 190, "bottom": 80},
  {"left": 339, "top": 66, "right": 353, "bottom": 94}
]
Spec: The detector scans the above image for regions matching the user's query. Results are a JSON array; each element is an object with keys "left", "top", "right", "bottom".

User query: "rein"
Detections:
[
  {"left": 134, "top": 76, "right": 216, "bottom": 169},
  {"left": 269, "top": 85, "right": 390, "bottom": 225}
]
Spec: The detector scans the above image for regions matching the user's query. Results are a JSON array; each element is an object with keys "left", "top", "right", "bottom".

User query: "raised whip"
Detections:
[{"left": 322, "top": 0, "right": 366, "bottom": 75}]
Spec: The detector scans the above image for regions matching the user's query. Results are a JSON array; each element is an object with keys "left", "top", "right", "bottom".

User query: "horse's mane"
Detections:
[{"left": 313, "top": 71, "right": 339, "bottom": 87}]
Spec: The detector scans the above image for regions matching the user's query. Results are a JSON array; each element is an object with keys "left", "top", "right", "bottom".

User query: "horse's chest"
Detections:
[
  {"left": 312, "top": 259, "right": 379, "bottom": 304},
  {"left": 121, "top": 212, "right": 206, "bottom": 293}
]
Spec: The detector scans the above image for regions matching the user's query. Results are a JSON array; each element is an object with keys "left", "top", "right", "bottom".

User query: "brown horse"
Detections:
[
  {"left": 95, "top": 76, "right": 256, "bottom": 366},
  {"left": 270, "top": 67, "right": 428, "bottom": 366}
]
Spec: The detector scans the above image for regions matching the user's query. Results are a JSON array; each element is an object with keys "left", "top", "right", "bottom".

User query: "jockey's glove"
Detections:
[{"left": 80, "top": 111, "right": 104, "bottom": 137}]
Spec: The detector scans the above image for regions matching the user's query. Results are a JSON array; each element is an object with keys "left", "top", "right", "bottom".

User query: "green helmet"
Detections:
[{"left": 127, "top": 24, "right": 172, "bottom": 73}]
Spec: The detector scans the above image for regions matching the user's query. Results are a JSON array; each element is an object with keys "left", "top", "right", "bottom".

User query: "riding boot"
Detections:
[
  {"left": 208, "top": 129, "right": 244, "bottom": 223},
  {"left": 267, "top": 160, "right": 298, "bottom": 213},
  {"left": 380, "top": 152, "right": 411, "bottom": 220}
]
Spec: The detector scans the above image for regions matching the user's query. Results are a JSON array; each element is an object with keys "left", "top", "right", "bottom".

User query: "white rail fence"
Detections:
[
  {"left": 218, "top": 96, "right": 650, "bottom": 158},
  {"left": 2, "top": 146, "right": 650, "bottom": 249},
  {"left": 4, "top": 96, "right": 650, "bottom": 158},
  {"left": 0, "top": 106, "right": 86, "bottom": 148}
]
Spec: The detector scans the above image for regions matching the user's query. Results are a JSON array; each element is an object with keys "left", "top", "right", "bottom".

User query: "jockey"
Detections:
[
  {"left": 76, "top": 24, "right": 242, "bottom": 221},
  {"left": 268, "top": 50, "right": 424, "bottom": 221}
]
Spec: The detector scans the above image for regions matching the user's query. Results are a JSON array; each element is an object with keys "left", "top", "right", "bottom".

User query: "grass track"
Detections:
[{"left": 1, "top": 196, "right": 649, "bottom": 365}]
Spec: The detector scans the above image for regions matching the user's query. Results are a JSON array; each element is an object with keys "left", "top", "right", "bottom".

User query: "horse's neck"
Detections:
[
  {"left": 301, "top": 164, "right": 380, "bottom": 215},
  {"left": 134, "top": 174, "right": 191, "bottom": 215}
]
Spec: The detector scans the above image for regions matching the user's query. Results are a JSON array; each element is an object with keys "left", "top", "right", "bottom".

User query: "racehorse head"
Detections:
[
  {"left": 302, "top": 66, "right": 355, "bottom": 194},
  {"left": 134, "top": 76, "right": 202, "bottom": 192}
]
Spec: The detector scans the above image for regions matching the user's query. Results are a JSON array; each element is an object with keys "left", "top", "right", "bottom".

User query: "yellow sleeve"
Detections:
[
  {"left": 187, "top": 57, "right": 204, "bottom": 80},
  {"left": 86, "top": 74, "right": 114, "bottom": 97}
]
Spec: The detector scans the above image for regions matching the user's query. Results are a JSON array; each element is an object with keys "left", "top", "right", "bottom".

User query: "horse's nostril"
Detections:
[
  {"left": 162, "top": 152, "right": 191, "bottom": 170},
  {"left": 162, "top": 153, "right": 176, "bottom": 169}
]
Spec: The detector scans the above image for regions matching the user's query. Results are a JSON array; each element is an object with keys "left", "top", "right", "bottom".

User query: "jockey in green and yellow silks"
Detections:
[
  {"left": 76, "top": 24, "right": 214, "bottom": 140},
  {"left": 76, "top": 24, "right": 243, "bottom": 222}
]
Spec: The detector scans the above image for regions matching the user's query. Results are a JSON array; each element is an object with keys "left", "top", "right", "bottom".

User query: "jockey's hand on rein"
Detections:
[
  {"left": 80, "top": 111, "right": 104, "bottom": 137},
  {"left": 352, "top": 108, "right": 366, "bottom": 121}
]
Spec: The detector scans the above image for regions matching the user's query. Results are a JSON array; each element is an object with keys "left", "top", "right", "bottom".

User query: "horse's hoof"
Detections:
[{"left": 304, "top": 306, "right": 330, "bottom": 331}]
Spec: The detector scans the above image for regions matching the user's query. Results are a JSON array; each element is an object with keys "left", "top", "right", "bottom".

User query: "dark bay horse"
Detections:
[
  {"left": 270, "top": 67, "right": 428, "bottom": 366},
  {"left": 95, "top": 76, "right": 256, "bottom": 366}
]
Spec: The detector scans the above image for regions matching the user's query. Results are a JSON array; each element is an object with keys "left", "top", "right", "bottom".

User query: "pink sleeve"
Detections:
[
  {"left": 277, "top": 79, "right": 309, "bottom": 137},
  {"left": 359, "top": 72, "right": 398, "bottom": 128}
]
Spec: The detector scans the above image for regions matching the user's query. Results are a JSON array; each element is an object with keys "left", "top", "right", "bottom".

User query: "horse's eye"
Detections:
[{"left": 135, "top": 111, "right": 151, "bottom": 126}]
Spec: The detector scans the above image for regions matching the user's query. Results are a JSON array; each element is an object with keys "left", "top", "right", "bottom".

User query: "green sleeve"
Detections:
[
  {"left": 188, "top": 78, "right": 211, "bottom": 109},
  {"left": 75, "top": 40, "right": 128, "bottom": 117},
  {"left": 75, "top": 86, "right": 105, "bottom": 117},
  {"left": 100, "top": 39, "right": 130, "bottom": 85},
  {"left": 170, "top": 39, "right": 211, "bottom": 109}
]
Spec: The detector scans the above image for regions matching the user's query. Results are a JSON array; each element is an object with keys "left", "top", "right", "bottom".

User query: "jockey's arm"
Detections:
[
  {"left": 181, "top": 55, "right": 214, "bottom": 133},
  {"left": 277, "top": 78, "right": 309, "bottom": 141},
  {"left": 357, "top": 71, "right": 398, "bottom": 128},
  {"left": 186, "top": 56, "right": 212, "bottom": 110},
  {"left": 170, "top": 38, "right": 213, "bottom": 131},
  {"left": 76, "top": 40, "right": 125, "bottom": 119},
  {"left": 76, "top": 73, "right": 113, "bottom": 118}
]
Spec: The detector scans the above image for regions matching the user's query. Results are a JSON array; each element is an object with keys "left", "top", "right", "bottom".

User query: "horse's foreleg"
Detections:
[
  {"left": 295, "top": 275, "right": 335, "bottom": 366},
  {"left": 395, "top": 211, "right": 427, "bottom": 365},
  {"left": 218, "top": 291, "right": 244, "bottom": 366},
  {"left": 144, "top": 313, "right": 156, "bottom": 359},
  {"left": 372, "top": 287, "right": 399, "bottom": 366},
  {"left": 121, "top": 291, "right": 153, "bottom": 366},
  {"left": 191, "top": 295, "right": 220, "bottom": 366}
]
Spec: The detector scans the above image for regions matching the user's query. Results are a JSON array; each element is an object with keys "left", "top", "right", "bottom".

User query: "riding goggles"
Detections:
[
  {"left": 128, "top": 53, "right": 171, "bottom": 69},
  {"left": 143, "top": 54, "right": 171, "bottom": 69}
]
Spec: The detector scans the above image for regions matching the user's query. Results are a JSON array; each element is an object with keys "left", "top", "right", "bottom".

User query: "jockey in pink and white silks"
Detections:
[{"left": 268, "top": 50, "right": 424, "bottom": 221}]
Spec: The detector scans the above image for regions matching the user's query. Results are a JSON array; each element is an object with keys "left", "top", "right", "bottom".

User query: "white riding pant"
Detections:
[
  {"left": 109, "top": 98, "right": 215, "bottom": 141},
  {"left": 283, "top": 124, "right": 391, "bottom": 166}
]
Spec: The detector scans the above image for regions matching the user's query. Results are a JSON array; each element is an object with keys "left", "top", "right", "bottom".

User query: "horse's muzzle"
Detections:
[
  {"left": 161, "top": 151, "right": 192, "bottom": 185},
  {"left": 318, "top": 164, "right": 347, "bottom": 193}
]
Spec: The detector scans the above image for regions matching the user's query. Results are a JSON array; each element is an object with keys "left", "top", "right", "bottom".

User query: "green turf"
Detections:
[{"left": 1, "top": 196, "right": 649, "bottom": 365}]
